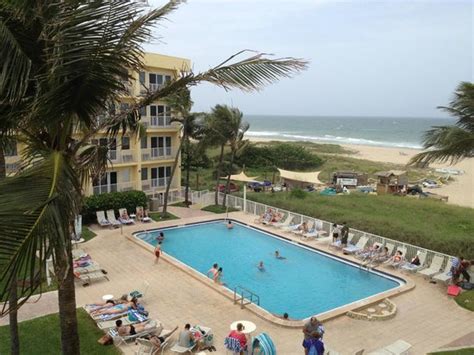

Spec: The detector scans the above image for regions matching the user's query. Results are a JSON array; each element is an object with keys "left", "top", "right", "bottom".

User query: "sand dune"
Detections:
[{"left": 248, "top": 137, "right": 474, "bottom": 208}]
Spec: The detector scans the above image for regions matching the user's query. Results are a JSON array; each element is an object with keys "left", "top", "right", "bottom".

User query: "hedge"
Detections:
[{"left": 82, "top": 190, "right": 148, "bottom": 224}]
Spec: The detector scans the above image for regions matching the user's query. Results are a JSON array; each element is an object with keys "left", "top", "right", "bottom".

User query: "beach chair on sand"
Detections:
[
  {"left": 419, "top": 255, "right": 445, "bottom": 278},
  {"left": 401, "top": 250, "right": 428, "bottom": 272},
  {"left": 343, "top": 236, "right": 369, "bottom": 254},
  {"left": 96, "top": 211, "right": 111, "bottom": 228},
  {"left": 433, "top": 259, "right": 454, "bottom": 283},
  {"left": 106, "top": 210, "right": 122, "bottom": 227}
]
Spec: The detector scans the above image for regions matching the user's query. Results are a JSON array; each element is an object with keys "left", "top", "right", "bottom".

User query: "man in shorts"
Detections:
[{"left": 302, "top": 317, "right": 325, "bottom": 354}]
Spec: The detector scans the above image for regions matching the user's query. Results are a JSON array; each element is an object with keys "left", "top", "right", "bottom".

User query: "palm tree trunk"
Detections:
[
  {"left": 0, "top": 146, "right": 20, "bottom": 355},
  {"left": 184, "top": 140, "right": 191, "bottom": 206},
  {"left": 162, "top": 138, "right": 184, "bottom": 216},
  {"left": 56, "top": 242, "right": 80, "bottom": 355},
  {"left": 222, "top": 150, "right": 236, "bottom": 207},
  {"left": 214, "top": 144, "right": 225, "bottom": 205}
]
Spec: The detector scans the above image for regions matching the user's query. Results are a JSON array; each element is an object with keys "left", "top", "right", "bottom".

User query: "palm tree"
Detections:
[
  {"left": 410, "top": 82, "right": 474, "bottom": 166},
  {"left": 0, "top": 1, "right": 307, "bottom": 354},
  {"left": 221, "top": 108, "right": 249, "bottom": 207},
  {"left": 182, "top": 121, "right": 205, "bottom": 206}
]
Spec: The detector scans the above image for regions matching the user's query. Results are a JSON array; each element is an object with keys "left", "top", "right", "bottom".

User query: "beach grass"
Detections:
[
  {"left": 0, "top": 309, "right": 120, "bottom": 355},
  {"left": 454, "top": 291, "right": 474, "bottom": 312},
  {"left": 429, "top": 349, "right": 474, "bottom": 355},
  {"left": 244, "top": 191, "right": 474, "bottom": 258}
]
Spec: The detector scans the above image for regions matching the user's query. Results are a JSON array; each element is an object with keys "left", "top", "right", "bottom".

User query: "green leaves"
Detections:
[{"left": 0, "top": 153, "right": 80, "bottom": 314}]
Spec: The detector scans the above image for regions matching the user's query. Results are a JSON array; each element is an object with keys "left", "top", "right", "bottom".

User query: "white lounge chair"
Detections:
[
  {"left": 137, "top": 206, "right": 152, "bottom": 223},
  {"left": 401, "top": 250, "right": 428, "bottom": 272},
  {"left": 75, "top": 270, "right": 109, "bottom": 286},
  {"left": 432, "top": 259, "right": 454, "bottom": 283},
  {"left": 106, "top": 210, "right": 122, "bottom": 227},
  {"left": 343, "top": 236, "right": 369, "bottom": 254},
  {"left": 330, "top": 233, "right": 354, "bottom": 249},
  {"left": 118, "top": 208, "right": 135, "bottom": 224},
  {"left": 418, "top": 255, "right": 445, "bottom": 278},
  {"left": 74, "top": 261, "right": 103, "bottom": 275},
  {"left": 170, "top": 342, "right": 195, "bottom": 354},
  {"left": 293, "top": 221, "right": 314, "bottom": 236},
  {"left": 273, "top": 214, "right": 293, "bottom": 228},
  {"left": 97, "top": 310, "right": 148, "bottom": 330},
  {"left": 355, "top": 242, "right": 383, "bottom": 260},
  {"left": 386, "top": 246, "right": 407, "bottom": 268},
  {"left": 96, "top": 210, "right": 111, "bottom": 228},
  {"left": 110, "top": 319, "right": 160, "bottom": 346},
  {"left": 136, "top": 338, "right": 159, "bottom": 355}
]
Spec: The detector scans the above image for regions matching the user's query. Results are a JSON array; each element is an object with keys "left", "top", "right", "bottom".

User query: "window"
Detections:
[
  {"left": 150, "top": 105, "right": 157, "bottom": 117},
  {"left": 140, "top": 106, "right": 146, "bottom": 117},
  {"left": 141, "top": 168, "right": 148, "bottom": 181},
  {"left": 122, "top": 169, "right": 130, "bottom": 182},
  {"left": 165, "top": 75, "right": 172, "bottom": 83},
  {"left": 121, "top": 137, "right": 130, "bottom": 150},
  {"left": 141, "top": 137, "right": 147, "bottom": 149}
]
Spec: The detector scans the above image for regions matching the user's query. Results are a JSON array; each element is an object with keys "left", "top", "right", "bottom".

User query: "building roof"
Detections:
[
  {"left": 278, "top": 168, "right": 323, "bottom": 185},
  {"left": 375, "top": 170, "right": 407, "bottom": 177},
  {"left": 142, "top": 52, "right": 191, "bottom": 72}
]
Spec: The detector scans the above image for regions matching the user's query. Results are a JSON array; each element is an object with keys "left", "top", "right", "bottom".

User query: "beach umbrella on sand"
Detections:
[{"left": 221, "top": 171, "right": 258, "bottom": 213}]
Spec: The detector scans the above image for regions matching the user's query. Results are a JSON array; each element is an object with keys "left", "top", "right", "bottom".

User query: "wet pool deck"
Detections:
[{"left": 73, "top": 207, "right": 473, "bottom": 354}]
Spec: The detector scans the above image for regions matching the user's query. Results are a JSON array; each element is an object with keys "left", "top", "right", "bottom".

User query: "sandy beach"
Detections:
[{"left": 249, "top": 137, "right": 474, "bottom": 209}]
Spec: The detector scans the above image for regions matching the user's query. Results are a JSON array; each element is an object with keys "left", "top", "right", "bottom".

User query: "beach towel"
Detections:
[
  {"left": 252, "top": 333, "right": 276, "bottom": 355},
  {"left": 224, "top": 336, "right": 243, "bottom": 353}
]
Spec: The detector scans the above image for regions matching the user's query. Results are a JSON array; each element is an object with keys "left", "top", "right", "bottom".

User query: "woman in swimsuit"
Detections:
[
  {"left": 116, "top": 319, "right": 160, "bottom": 336},
  {"left": 154, "top": 242, "right": 162, "bottom": 264},
  {"left": 214, "top": 267, "right": 224, "bottom": 284}
]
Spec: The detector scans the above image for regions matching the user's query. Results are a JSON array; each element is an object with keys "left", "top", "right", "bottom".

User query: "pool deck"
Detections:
[{"left": 74, "top": 208, "right": 473, "bottom": 354}]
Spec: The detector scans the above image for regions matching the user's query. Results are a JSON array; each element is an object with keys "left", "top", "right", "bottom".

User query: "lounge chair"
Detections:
[
  {"left": 136, "top": 338, "right": 159, "bottom": 355},
  {"left": 110, "top": 319, "right": 160, "bottom": 346},
  {"left": 96, "top": 210, "right": 111, "bottom": 228},
  {"left": 251, "top": 333, "right": 276, "bottom": 355},
  {"left": 106, "top": 210, "right": 122, "bottom": 227},
  {"left": 401, "top": 250, "right": 428, "bottom": 272},
  {"left": 170, "top": 341, "right": 196, "bottom": 354},
  {"left": 386, "top": 246, "right": 407, "bottom": 268},
  {"left": 72, "top": 249, "right": 87, "bottom": 259},
  {"left": 355, "top": 242, "right": 383, "bottom": 260},
  {"left": 273, "top": 214, "right": 293, "bottom": 228},
  {"left": 329, "top": 233, "right": 354, "bottom": 249},
  {"left": 74, "top": 261, "right": 104, "bottom": 275},
  {"left": 343, "top": 236, "right": 369, "bottom": 254},
  {"left": 75, "top": 270, "right": 109, "bottom": 286},
  {"left": 418, "top": 255, "right": 445, "bottom": 278},
  {"left": 432, "top": 259, "right": 454, "bottom": 283},
  {"left": 137, "top": 206, "right": 152, "bottom": 223},
  {"left": 282, "top": 222, "right": 301, "bottom": 232},
  {"left": 367, "top": 339, "right": 412, "bottom": 355},
  {"left": 293, "top": 221, "right": 314, "bottom": 236},
  {"left": 118, "top": 208, "right": 135, "bottom": 225},
  {"left": 97, "top": 310, "right": 148, "bottom": 330}
]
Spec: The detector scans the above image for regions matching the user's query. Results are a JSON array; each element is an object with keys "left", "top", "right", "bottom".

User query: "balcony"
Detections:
[
  {"left": 108, "top": 150, "right": 137, "bottom": 164},
  {"left": 141, "top": 83, "right": 164, "bottom": 94},
  {"left": 92, "top": 181, "right": 136, "bottom": 195},
  {"left": 141, "top": 177, "right": 172, "bottom": 192},
  {"left": 141, "top": 147, "right": 174, "bottom": 161}
]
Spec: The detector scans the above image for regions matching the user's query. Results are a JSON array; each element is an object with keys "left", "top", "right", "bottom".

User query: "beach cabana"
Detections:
[
  {"left": 222, "top": 172, "right": 259, "bottom": 212},
  {"left": 375, "top": 170, "right": 408, "bottom": 194},
  {"left": 277, "top": 168, "right": 324, "bottom": 189},
  {"left": 332, "top": 171, "right": 368, "bottom": 187}
]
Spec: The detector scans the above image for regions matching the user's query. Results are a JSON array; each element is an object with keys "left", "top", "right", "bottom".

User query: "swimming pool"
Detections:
[{"left": 135, "top": 220, "right": 403, "bottom": 320}]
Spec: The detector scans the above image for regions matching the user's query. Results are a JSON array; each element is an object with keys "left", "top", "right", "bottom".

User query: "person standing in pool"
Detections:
[
  {"left": 207, "top": 263, "right": 219, "bottom": 279},
  {"left": 214, "top": 267, "right": 224, "bottom": 284},
  {"left": 257, "top": 261, "right": 265, "bottom": 271},
  {"left": 227, "top": 220, "right": 234, "bottom": 229},
  {"left": 154, "top": 241, "right": 162, "bottom": 264},
  {"left": 156, "top": 231, "right": 165, "bottom": 242},
  {"left": 275, "top": 250, "right": 286, "bottom": 260}
]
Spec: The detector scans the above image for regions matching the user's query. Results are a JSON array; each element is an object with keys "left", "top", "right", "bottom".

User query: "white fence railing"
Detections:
[{"left": 182, "top": 190, "right": 454, "bottom": 269}]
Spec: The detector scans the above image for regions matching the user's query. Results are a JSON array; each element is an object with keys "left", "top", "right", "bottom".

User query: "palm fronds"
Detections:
[{"left": 0, "top": 153, "right": 80, "bottom": 314}]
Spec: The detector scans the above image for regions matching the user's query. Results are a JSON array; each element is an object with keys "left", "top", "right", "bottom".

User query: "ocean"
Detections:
[{"left": 243, "top": 115, "right": 453, "bottom": 149}]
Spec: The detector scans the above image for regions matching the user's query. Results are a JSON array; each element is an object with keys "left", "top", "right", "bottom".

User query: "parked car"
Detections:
[
  {"left": 422, "top": 180, "right": 439, "bottom": 188},
  {"left": 217, "top": 182, "right": 239, "bottom": 193},
  {"left": 247, "top": 181, "right": 265, "bottom": 192}
]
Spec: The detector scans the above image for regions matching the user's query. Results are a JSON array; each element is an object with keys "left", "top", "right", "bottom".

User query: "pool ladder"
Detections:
[{"left": 233, "top": 285, "right": 260, "bottom": 309}]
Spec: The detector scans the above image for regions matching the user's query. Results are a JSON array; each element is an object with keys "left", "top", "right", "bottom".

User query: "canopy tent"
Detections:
[
  {"left": 278, "top": 168, "right": 324, "bottom": 186},
  {"left": 221, "top": 172, "right": 259, "bottom": 213}
]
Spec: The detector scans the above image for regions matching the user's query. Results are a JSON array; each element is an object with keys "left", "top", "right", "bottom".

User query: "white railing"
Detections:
[
  {"left": 108, "top": 149, "right": 136, "bottom": 164},
  {"left": 141, "top": 177, "right": 172, "bottom": 192},
  {"left": 185, "top": 190, "right": 454, "bottom": 268},
  {"left": 141, "top": 147, "right": 173, "bottom": 161},
  {"left": 149, "top": 116, "right": 172, "bottom": 127},
  {"left": 92, "top": 181, "right": 135, "bottom": 195},
  {"left": 149, "top": 83, "right": 164, "bottom": 92}
]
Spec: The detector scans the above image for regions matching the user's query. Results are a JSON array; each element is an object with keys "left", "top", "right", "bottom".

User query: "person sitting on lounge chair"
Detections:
[
  {"left": 147, "top": 326, "right": 179, "bottom": 351},
  {"left": 116, "top": 319, "right": 156, "bottom": 336},
  {"left": 258, "top": 209, "right": 273, "bottom": 224},
  {"left": 297, "top": 222, "right": 309, "bottom": 234},
  {"left": 91, "top": 298, "right": 137, "bottom": 316},
  {"left": 385, "top": 250, "right": 404, "bottom": 267},
  {"left": 363, "top": 246, "right": 389, "bottom": 266},
  {"left": 177, "top": 324, "right": 205, "bottom": 351},
  {"left": 271, "top": 212, "right": 283, "bottom": 223},
  {"left": 119, "top": 210, "right": 134, "bottom": 224}
]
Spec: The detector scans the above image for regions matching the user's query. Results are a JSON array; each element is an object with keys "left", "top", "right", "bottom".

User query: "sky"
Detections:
[{"left": 145, "top": 0, "right": 473, "bottom": 118}]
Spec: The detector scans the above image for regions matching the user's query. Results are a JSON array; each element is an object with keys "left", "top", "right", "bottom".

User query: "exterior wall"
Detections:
[{"left": 6, "top": 52, "right": 190, "bottom": 198}]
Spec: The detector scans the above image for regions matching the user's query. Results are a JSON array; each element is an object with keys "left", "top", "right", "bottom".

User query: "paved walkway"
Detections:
[
  {"left": 0, "top": 291, "right": 58, "bottom": 326},
  {"left": 75, "top": 211, "right": 473, "bottom": 354}
]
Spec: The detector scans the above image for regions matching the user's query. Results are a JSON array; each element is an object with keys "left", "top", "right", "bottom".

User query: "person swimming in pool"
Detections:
[
  {"left": 257, "top": 261, "right": 265, "bottom": 271},
  {"left": 275, "top": 250, "right": 286, "bottom": 260},
  {"left": 227, "top": 220, "right": 234, "bottom": 229},
  {"left": 214, "top": 267, "right": 224, "bottom": 284}
]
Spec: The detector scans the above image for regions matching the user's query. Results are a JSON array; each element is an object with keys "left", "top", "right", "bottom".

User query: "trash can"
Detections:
[{"left": 149, "top": 198, "right": 160, "bottom": 212}]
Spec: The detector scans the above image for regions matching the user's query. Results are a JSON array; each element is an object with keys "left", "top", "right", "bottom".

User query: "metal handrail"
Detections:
[{"left": 233, "top": 285, "right": 260, "bottom": 309}]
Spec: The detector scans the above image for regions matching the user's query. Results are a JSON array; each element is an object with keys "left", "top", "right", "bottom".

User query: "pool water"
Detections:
[{"left": 136, "top": 221, "right": 402, "bottom": 319}]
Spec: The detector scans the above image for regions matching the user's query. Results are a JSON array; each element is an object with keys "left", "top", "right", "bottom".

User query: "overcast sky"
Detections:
[{"left": 145, "top": 0, "right": 473, "bottom": 118}]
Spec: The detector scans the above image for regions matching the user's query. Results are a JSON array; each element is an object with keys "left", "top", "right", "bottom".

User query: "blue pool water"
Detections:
[{"left": 136, "top": 221, "right": 402, "bottom": 319}]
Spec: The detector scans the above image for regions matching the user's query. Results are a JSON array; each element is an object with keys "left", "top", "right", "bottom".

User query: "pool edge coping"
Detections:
[{"left": 128, "top": 217, "right": 416, "bottom": 328}]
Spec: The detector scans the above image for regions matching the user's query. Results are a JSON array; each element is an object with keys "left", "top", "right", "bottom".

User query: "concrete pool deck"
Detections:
[{"left": 74, "top": 208, "right": 473, "bottom": 354}]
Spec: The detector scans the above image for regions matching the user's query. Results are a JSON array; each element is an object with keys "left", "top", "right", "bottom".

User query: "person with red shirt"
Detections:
[{"left": 228, "top": 323, "right": 248, "bottom": 354}]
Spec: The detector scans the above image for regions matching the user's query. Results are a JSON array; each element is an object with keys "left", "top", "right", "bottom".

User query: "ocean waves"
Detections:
[{"left": 245, "top": 131, "right": 423, "bottom": 149}]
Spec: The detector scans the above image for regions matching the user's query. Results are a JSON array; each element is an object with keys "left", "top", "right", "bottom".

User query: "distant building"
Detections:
[
  {"left": 5, "top": 52, "right": 191, "bottom": 199},
  {"left": 375, "top": 170, "right": 408, "bottom": 194},
  {"left": 332, "top": 171, "right": 368, "bottom": 188}
]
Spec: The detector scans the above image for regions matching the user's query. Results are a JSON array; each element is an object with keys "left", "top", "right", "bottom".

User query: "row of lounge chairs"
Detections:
[
  {"left": 96, "top": 207, "right": 151, "bottom": 228},
  {"left": 72, "top": 249, "right": 109, "bottom": 286}
]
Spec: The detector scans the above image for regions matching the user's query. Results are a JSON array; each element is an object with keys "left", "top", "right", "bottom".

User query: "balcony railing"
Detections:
[
  {"left": 141, "top": 177, "right": 172, "bottom": 192},
  {"left": 141, "top": 147, "right": 173, "bottom": 161},
  {"left": 108, "top": 150, "right": 136, "bottom": 164},
  {"left": 92, "top": 181, "right": 135, "bottom": 195}
]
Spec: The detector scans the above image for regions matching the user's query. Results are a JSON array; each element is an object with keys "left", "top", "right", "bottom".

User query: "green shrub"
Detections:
[
  {"left": 290, "top": 188, "right": 307, "bottom": 199},
  {"left": 235, "top": 143, "right": 323, "bottom": 170},
  {"left": 82, "top": 190, "right": 148, "bottom": 224}
]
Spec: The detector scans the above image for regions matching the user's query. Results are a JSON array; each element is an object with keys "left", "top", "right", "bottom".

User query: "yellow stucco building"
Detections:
[{"left": 5, "top": 52, "right": 191, "bottom": 199}]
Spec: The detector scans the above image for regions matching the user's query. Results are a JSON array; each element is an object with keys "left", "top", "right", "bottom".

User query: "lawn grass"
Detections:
[
  {"left": 149, "top": 211, "right": 179, "bottom": 222},
  {"left": 202, "top": 204, "right": 240, "bottom": 214},
  {"left": 0, "top": 309, "right": 120, "bottom": 355},
  {"left": 170, "top": 201, "right": 190, "bottom": 207},
  {"left": 82, "top": 226, "right": 97, "bottom": 242},
  {"left": 245, "top": 192, "right": 474, "bottom": 258},
  {"left": 429, "top": 349, "right": 474, "bottom": 355},
  {"left": 454, "top": 290, "right": 474, "bottom": 312}
]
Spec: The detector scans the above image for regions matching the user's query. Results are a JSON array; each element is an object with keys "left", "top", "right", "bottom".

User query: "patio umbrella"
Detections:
[{"left": 221, "top": 172, "right": 259, "bottom": 213}]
